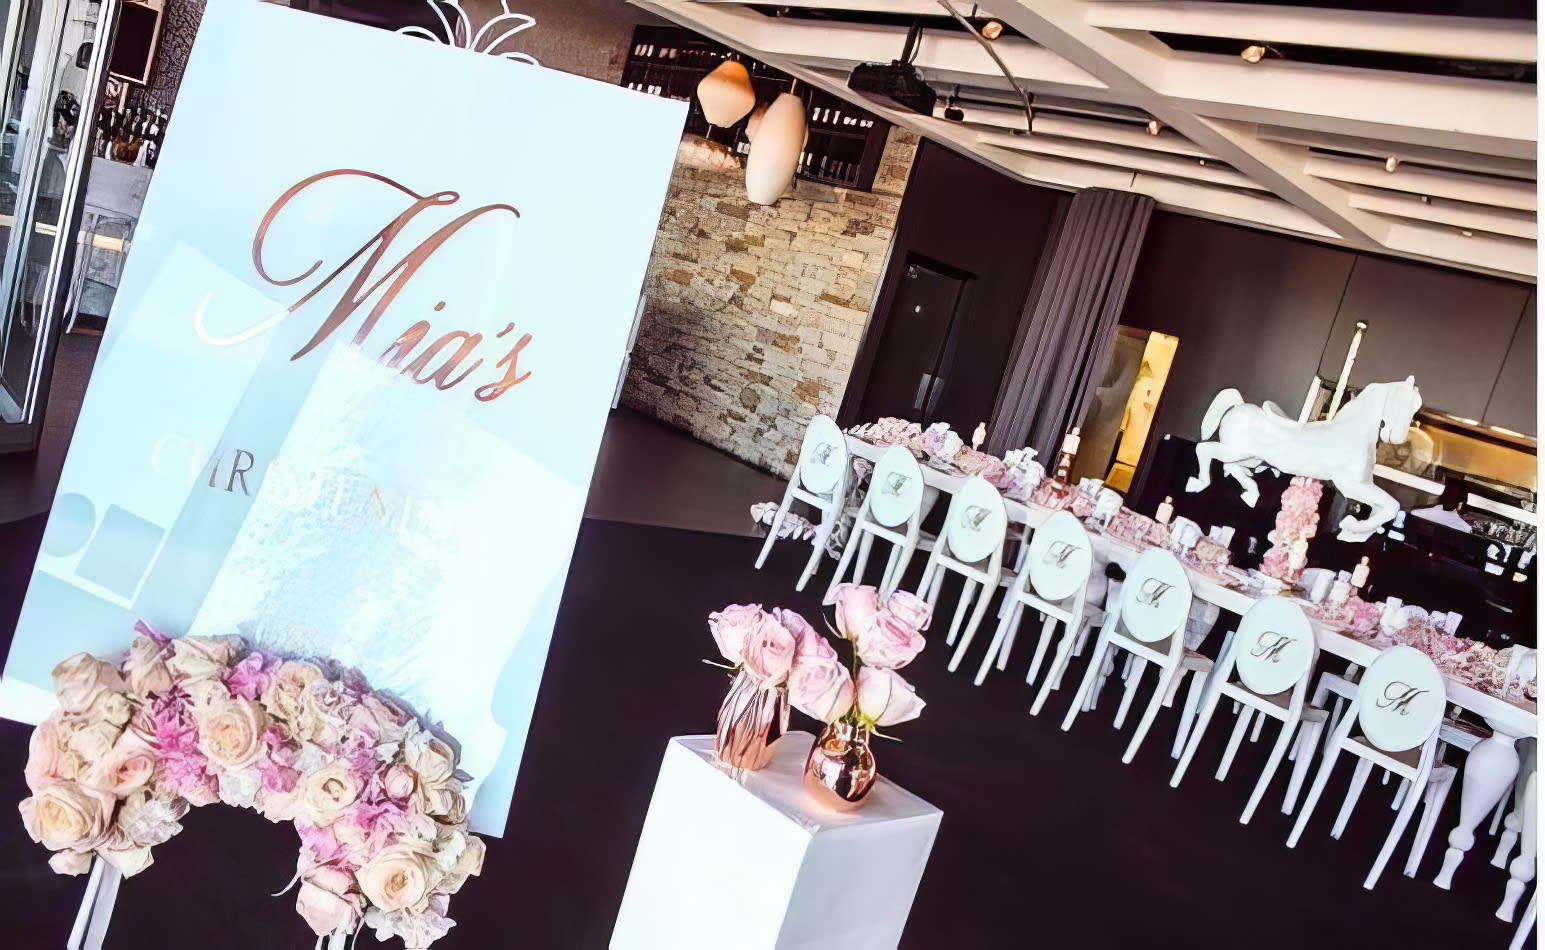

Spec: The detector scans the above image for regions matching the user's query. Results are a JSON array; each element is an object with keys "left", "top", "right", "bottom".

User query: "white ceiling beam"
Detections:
[
  {"left": 992, "top": 0, "right": 1387, "bottom": 246},
  {"left": 977, "top": 127, "right": 1262, "bottom": 190},
  {"left": 1255, "top": 125, "right": 1536, "bottom": 180},
  {"left": 1084, "top": 2, "right": 1537, "bottom": 63},
  {"left": 695, "top": 0, "right": 970, "bottom": 14},
  {"left": 1344, "top": 186, "right": 1537, "bottom": 240},
  {"left": 1031, "top": 113, "right": 1217, "bottom": 160},
  {"left": 1379, "top": 220, "right": 1536, "bottom": 277},
  {"left": 1132, "top": 173, "right": 1338, "bottom": 237},
  {"left": 1305, "top": 153, "right": 1537, "bottom": 212}
]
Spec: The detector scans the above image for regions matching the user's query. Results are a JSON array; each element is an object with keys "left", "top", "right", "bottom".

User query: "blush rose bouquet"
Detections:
[{"left": 20, "top": 622, "right": 483, "bottom": 948}]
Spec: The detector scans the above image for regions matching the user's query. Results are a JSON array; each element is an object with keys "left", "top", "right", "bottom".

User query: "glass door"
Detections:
[{"left": 0, "top": 0, "right": 119, "bottom": 451}]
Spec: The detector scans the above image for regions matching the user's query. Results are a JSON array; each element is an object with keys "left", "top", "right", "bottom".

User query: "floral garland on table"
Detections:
[{"left": 20, "top": 624, "right": 483, "bottom": 948}]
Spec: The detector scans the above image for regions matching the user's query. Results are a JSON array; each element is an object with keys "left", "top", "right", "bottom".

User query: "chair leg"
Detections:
[
  {"left": 1510, "top": 894, "right": 1537, "bottom": 950},
  {"left": 1250, "top": 712, "right": 1265, "bottom": 743},
  {"left": 1171, "top": 682, "right": 1220, "bottom": 787},
  {"left": 754, "top": 491, "right": 795, "bottom": 569},
  {"left": 1332, "top": 758, "right": 1374, "bottom": 840},
  {"left": 1172, "top": 671, "right": 1207, "bottom": 760},
  {"left": 1216, "top": 708, "right": 1254, "bottom": 782},
  {"left": 945, "top": 578, "right": 977, "bottom": 650},
  {"left": 1496, "top": 811, "right": 1522, "bottom": 869},
  {"left": 1087, "top": 648, "right": 1117, "bottom": 712},
  {"left": 1123, "top": 666, "right": 1179, "bottom": 765},
  {"left": 796, "top": 515, "right": 834, "bottom": 592},
  {"left": 1114, "top": 656, "right": 1146, "bottom": 729},
  {"left": 928, "top": 564, "right": 946, "bottom": 606},
  {"left": 1241, "top": 719, "right": 1297, "bottom": 825},
  {"left": 972, "top": 596, "right": 1021, "bottom": 687},
  {"left": 824, "top": 527, "right": 863, "bottom": 604},
  {"left": 1406, "top": 774, "right": 1456, "bottom": 878},
  {"left": 1288, "top": 743, "right": 1342, "bottom": 848},
  {"left": 1062, "top": 633, "right": 1112, "bottom": 732},
  {"left": 1022, "top": 614, "right": 1059, "bottom": 687},
  {"left": 852, "top": 532, "right": 875, "bottom": 588},
  {"left": 1366, "top": 777, "right": 1424, "bottom": 889},
  {"left": 1490, "top": 793, "right": 1511, "bottom": 837},
  {"left": 1032, "top": 626, "right": 1080, "bottom": 716},
  {"left": 878, "top": 544, "right": 902, "bottom": 598},
  {"left": 951, "top": 585, "right": 996, "bottom": 675},
  {"left": 1283, "top": 719, "right": 1323, "bottom": 816}
]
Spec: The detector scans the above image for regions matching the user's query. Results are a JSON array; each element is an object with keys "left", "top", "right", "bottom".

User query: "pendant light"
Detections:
[
  {"left": 696, "top": 58, "right": 756, "bottom": 127},
  {"left": 744, "top": 101, "right": 769, "bottom": 141},
  {"left": 745, "top": 91, "right": 806, "bottom": 205}
]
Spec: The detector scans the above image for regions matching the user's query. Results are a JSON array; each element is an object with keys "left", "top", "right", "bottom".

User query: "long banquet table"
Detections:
[{"left": 844, "top": 434, "right": 1536, "bottom": 893}]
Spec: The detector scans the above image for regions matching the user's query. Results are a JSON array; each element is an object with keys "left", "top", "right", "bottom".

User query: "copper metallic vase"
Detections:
[
  {"left": 803, "top": 720, "right": 877, "bottom": 809},
  {"left": 714, "top": 671, "right": 790, "bottom": 770}
]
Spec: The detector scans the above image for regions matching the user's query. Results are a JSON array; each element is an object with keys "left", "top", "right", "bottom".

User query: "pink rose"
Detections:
[
  {"left": 855, "top": 667, "right": 926, "bottom": 727},
  {"left": 774, "top": 608, "right": 833, "bottom": 660},
  {"left": 831, "top": 585, "right": 881, "bottom": 641},
  {"left": 709, "top": 604, "right": 765, "bottom": 664},
  {"left": 382, "top": 764, "right": 417, "bottom": 802},
  {"left": 51, "top": 653, "right": 125, "bottom": 715},
  {"left": 788, "top": 653, "right": 855, "bottom": 723},
  {"left": 740, "top": 614, "right": 798, "bottom": 685},
  {"left": 86, "top": 731, "right": 157, "bottom": 796},
  {"left": 856, "top": 612, "right": 927, "bottom": 671},
  {"left": 884, "top": 591, "right": 933, "bottom": 632},
  {"left": 195, "top": 696, "right": 268, "bottom": 770},
  {"left": 297, "top": 865, "right": 362, "bottom": 937},
  {"left": 24, "top": 715, "right": 78, "bottom": 792}
]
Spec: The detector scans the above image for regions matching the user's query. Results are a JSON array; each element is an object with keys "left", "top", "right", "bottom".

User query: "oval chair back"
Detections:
[
  {"left": 1025, "top": 510, "right": 1093, "bottom": 604},
  {"left": 1117, "top": 548, "right": 1193, "bottom": 645},
  {"left": 797, "top": 414, "right": 848, "bottom": 497},
  {"left": 867, "top": 446, "right": 925, "bottom": 530},
  {"left": 1232, "top": 598, "right": 1317, "bottom": 698},
  {"left": 942, "top": 476, "right": 1008, "bottom": 565},
  {"left": 1353, "top": 645, "right": 1447, "bottom": 755}
]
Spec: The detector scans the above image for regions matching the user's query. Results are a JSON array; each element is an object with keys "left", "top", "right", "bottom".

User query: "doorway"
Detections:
[{"left": 854, "top": 254, "right": 972, "bottom": 426}]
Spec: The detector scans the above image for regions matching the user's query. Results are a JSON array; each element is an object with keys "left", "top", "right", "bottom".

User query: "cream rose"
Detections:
[
  {"left": 88, "top": 691, "right": 134, "bottom": 729},
  {"left": 262, "top": 659, "right": 325, "bottom": 729},
  {"left": 65, "top": 718, "right": 124, "bottom": 765},
  {"left": 404, "top": 732, "right": 456, "bottom": 786},
  {"left": 300, "top": 764, "right": 362, "bottom": 825},
  {"left": 99, "top": 844, "right": 154, "bottom": 878},
  {"left": 855, "top": 667, "right": 926, "bottom": 727},
  {"left": 356, "top": 844, "right": 437, "bottom": 913},
  {"left": 51, "top": 654, "right": 125, "bottom": 715},
  {"left": 48, "top": 849, "right": 93, "bottom": 875},
  {"left": 442, "top": 835, "right": 485, "bottom": 895},
  {"left": 124, "top": 635, "right": 174, "bottom": 698},
  {"left": 195, "top": 697, "right": 268, "bottom": 770},
  {"left": 294, "top": 679, "right": 354, "bottom": 746},
  {"left": 296, "top": 866, "right": 361, "bottom": 937},
  {"left": 166, "top": 635, "right": 240, "bottom": 682},
  {"left": 382, "top": 764, "right": 417, "bottom": 802},
  {"left": 87, "top": 731, "right": 157, "bottom": 796},
  {"left": 19, "top": 782, "right": 114, "bottom": 851},
  {"left": 24, "top": 716, "right": 79, "bottom": 792}
]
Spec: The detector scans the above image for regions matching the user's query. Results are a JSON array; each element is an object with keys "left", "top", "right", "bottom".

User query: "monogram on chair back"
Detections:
[
  {"left": 798, "top": 415, "right": 847, "bottom": 496},
  {"left": 944, "top": 477, "right": 1008, "bottom": 564},
  {"left": 1119, "top": 548, "right": 1193, "bottom": 643},
  {"left": 1233, "top": 598, "right": 1316, "bottom": 697},
  {"left": 1027, "top": 511, "right": 1092, "bottom": 602},
  {"left": 867, "top": 446, "right": 925, "bottom": 529},
  {"left": 1355, "top": 645, "right": 1447, "bottom": 754}
]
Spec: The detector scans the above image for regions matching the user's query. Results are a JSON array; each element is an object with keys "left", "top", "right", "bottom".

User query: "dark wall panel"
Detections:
[
  {"left": 841, "top": 142, "right": 1065, "bottom": 430},
  {"left": 1318, "top": 257, "right": 1531, "bottom": 421},
  {"left": 1486, "top": 290, "right": 1536, "bottom": 435},
  {"left": 1120, "top": 212, "right": 1355, "bottom": 443}
]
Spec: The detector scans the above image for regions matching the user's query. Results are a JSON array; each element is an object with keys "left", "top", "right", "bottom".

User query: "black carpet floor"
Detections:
[{"left": 0, "top": 514, "right": 1514, "bottom": 948}]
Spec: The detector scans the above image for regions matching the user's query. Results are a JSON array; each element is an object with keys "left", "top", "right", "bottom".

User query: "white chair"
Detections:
[
  {"left": 825, "top": 445, "right": 926, "bottom": 601},
  {"left": 1171, "top": 598, "right": 1326, "bottom": 824},
  {"left": 962, "top": 511, "right": 1094, "bottom": 692},
  {"left": 916, "top": 477, "right": 1008, "bottom": 664},
  {"left": 755, "top": 414, "right": 849, "bottom": 592},
  {"left": 1286, "top": 645, "right": 1457, "bottom": 890},
  {"left": 1499, "top": 770, "right": 1536, "bottom": 939},
  {"left": 1062, "top": 548, "right": 1213, "bottom": 765}
]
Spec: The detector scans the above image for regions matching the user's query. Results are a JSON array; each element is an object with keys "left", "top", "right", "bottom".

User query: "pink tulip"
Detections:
[
  {"left": 788, "top": 653, "right": 855, "bottom": 723},
  {"left": 883, "top": 591, "right": 932, "bottom": 632},
  {"left": 740, "top": 614, "right": 798, "bottom": 685},
  {"left": 831, "top": 584, "right": 881, "bottom": 642},
  {"left": 856, "top": 667, "right": 925, "bottom": 727},
  {"left": 857, "top": 611, "right": 926, "bottom": 670},
  {"left": 708, "top": 604, "right": 765, "bottom": 665}
]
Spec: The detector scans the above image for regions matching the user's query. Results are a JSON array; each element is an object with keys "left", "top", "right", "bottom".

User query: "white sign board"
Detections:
[{"left": 1, "top": 0, "right": 685, "bottom": 834}]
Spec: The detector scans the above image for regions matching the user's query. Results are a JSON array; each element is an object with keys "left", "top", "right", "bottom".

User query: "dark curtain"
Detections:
[{"left": 987, "top": 188, "right": 1154, "bottom": 459}]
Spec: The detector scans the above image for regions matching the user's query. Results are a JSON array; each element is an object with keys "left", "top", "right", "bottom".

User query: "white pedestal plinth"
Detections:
[{"left": 612, "top": 733, "right": 942, "bottom": 950}]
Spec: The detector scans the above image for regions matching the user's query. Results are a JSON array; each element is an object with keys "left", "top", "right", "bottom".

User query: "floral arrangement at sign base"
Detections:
[
  {"left": 704, "top": 584, "right": 931, "bottom": 809},
  {"left": 20, "top": 623, "right": 483, "bottom": 949}
]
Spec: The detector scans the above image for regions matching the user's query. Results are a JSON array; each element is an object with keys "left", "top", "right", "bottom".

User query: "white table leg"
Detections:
[
  {"left": 1435, "top": 730, "right": 1521, "bottom": 890},
  {"left": 1498, "top": 771, "right": 1536, "bottom": 922}
]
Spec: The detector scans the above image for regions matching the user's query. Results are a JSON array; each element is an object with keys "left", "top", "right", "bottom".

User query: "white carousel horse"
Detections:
[{"left": 1185, "top": 377, "right": 1422, "bottom": 542}]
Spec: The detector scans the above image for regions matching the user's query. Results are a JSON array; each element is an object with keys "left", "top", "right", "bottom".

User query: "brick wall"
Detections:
[{"left": 623, "top": 129, "right": 919, "bottom": 476}]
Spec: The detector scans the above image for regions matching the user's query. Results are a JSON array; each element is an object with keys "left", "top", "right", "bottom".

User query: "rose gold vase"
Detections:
[
  {"left": 803, "top": 720, "right": 877, "bottom": 809},
  {"left": 714, "top": 671, "right": 789, "bottom": 770}
]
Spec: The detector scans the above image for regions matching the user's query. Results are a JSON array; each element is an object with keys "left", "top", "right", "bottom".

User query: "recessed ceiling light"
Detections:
[
  {"left": 1240, "top": 45, "right": 1267, "bottom": 64},
  {"left": 1384, "top": 156, "right": 1401, "bottom": 173},
  {"left": 980, "top": 19, "right": 1004, "bottom": 41},
  {"left": 1146, "top": 119, "right": 1161, "bottom": 136}
]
